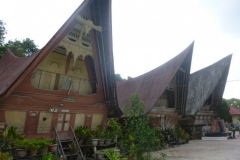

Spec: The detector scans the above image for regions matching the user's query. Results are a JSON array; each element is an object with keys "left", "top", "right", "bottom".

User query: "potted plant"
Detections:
[
  {"left": 42, "top": 153, "right": 56, "bottom": 160},
  {"left": 27, "top": 139, "right": 41, "bottom": 156},
  {"left": 104, "top": 130, "right": 113, "bottom": 145},
  {"left": 105, "top": 118, "right": 122, "bottom": 143},
  {"left": 0, "top": 152, "right": 13, "bottom": 160},
  {"left": 104, "top": 148, "right": 121, "bottom": 160},
  {"left": 67, "top": 142, "right": 78, "bottom": 160},
  {"left": 98, "top": 131, "right": 106, "bottom": 146},
  {"left": 48, "top": 139, "right": 58, "bottom": 153},
  {"left": 37, "top": 138, "right": 51, "bottom": 154},
  {"left": 96, "top": 149, "right": 105, "bottom": 159},
  {"left": 74, "top": 126, "right": 91, "bottom": 145},
  {"left": 14, "top": 139, "right": 29, "bottom": 157},
  {"left": 90, "top": 125, "right": 102, "bottom": 146},
  {"left": 1, "top": 126, "right": 17, "bottom": 156}
]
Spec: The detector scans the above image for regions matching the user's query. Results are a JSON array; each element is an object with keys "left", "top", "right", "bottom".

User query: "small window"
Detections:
[{"left": 167, "top": 90, "right": 175, "bottom": 108}]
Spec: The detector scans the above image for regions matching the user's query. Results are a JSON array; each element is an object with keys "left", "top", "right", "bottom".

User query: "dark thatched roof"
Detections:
[{"left": 185, "top": 54, "right": 232, "bottom": 115}]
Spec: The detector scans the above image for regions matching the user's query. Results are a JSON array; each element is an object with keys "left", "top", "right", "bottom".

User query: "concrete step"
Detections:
[{"left": 201, "top": 136, "right": 229, "bottom": 140}]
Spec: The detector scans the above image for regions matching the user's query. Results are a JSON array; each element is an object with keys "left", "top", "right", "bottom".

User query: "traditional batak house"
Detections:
[
  {"left": 182, "top": 54, "right": 232, "bottom": 139},
  {"left": 0, "top": 0, "right": 122, "bottom": 139},
  {"left": 116, "top": 42, "right": 194, "bottom": 128}
]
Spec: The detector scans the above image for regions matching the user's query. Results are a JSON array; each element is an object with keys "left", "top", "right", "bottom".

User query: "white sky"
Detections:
[{"left": 1, "top": 0, "right": 239, "bottom": 99}]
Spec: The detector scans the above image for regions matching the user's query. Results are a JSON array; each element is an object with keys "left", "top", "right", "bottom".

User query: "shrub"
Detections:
[{"left": 123, "top": 94, "right": 158, "bottom": 159}]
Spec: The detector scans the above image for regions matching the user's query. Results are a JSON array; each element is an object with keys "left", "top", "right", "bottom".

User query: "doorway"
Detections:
[{"left": 56, "top": 113, "right": 72, "bottom": 132}]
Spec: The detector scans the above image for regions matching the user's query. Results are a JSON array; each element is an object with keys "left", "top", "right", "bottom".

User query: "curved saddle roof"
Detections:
[
  {"left": 117, "top": 42, "right": 194, "bottom": 114},
  {"left": 185, "top": 54, "right": 232, "bottom": 115}
]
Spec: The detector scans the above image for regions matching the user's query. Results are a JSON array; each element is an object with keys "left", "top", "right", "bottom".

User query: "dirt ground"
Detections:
[{"left": 150, "top": 132, "right": 240, "bottom": 160}]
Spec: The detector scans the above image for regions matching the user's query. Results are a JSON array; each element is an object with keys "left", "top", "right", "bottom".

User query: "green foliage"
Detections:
[
  {"left": 0, "top": 20, "right": 7, "bottom": 46},
  {"left": 90, "top": 125, "right": 102, "bottom": 139},
  {"left": 174, "top": 124, "right": 183, "bottom": 140},
  {"left": 14, "top": 138, "right": 50, "bottom": 150},
  {"left": 42, "top": 153, "right": 56, "bottom": 160},
  {"left": 27, "top": 139, "right": 41, "bottom": 150},
  {"left": 75, "top": 126, "right": 91, "bottom": 140},
  {"left": 5, "top": 38, "right": 39, "bottom": 57},
  {"left": 1, "top": 126, "right": 17, "bottom": 149},
  {"left": 159, "top": 152, "right": 167, "bottom": 160},
  {"left": 123, "top": 94, "right": 158, "bottom": 159},
  {"left": 68, "top": 142, "right": 78, "bottom": 154},
  {"left": 115, "top": 74, "right": 125, "bottom": 82},
  {"left": 104, "top": 118, "right": 122, "bottom": 138},
  {"left": 0, "top": 21, "right": 39, "bottom": 59},
  {"left": 36, "top": 138, "right": 51, "bottom": 148},
  {"left": 74, "top": 126, "right": 91, "bottom": 145},
  {"left": 218, "top": 99, "right": 231, "bottom": 122},
  {"left": 124, "top": 94, "right": 144, "bottom": 117},
  {"left": 226, "top": 98, "right": 240, "bottom": 108},
  {"left": 0, "top": 46, "right": 6, "bottom": 58},
  {"left": 0, "top": 152, "right": 13, "bottom": 160},
  {"left": 104, "top": 149, "right": 121, "bottom": 160},
  {"left": 14, "top": 139, "right": 29, "bottom": 150}
]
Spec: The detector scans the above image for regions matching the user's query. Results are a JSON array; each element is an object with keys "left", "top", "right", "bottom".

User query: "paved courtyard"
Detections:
[{"left": 150, "top": 132, "right": 240, "bottom": 160}]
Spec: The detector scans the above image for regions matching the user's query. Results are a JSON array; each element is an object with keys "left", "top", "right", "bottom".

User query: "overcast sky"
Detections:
[{"left": 1, "top": 0, "right": 239, "bottom": 99}]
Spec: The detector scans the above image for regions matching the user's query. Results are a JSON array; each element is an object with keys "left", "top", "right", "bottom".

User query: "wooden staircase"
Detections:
[{"left": 54, "top": 126, "right": 85, "bottom": 160}]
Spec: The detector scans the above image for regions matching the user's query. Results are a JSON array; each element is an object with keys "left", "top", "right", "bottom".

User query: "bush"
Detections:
[
  {"left": 42, "top": 153, "right": 56, "bottom": 160},
  {"left": 0, "top": 152, "right": 13, "bottom": 160},
  {"left": 123, "top": 94, "right": 158, "bottom": 159}
]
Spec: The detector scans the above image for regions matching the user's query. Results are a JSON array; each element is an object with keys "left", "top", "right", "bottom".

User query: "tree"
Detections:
[
  {"left": 0, "top": 20, "right": 7, "bottom": 58},
  {"left": 0, "top": 20, "right": 39, "bottom": 59},
  {"left": 226, "top": 98, "right": 240, "bottom": 108},
  {"left": 0, "top": 20, "right": 7, "bottom": 46},
  {"left": 5, "top": 38, "right": 39, "bottom": 57},
  {"left": 123, "top": 94, "right": 158, "bottom": 159},
  {"left": 115, "top": 73, "right": 125, "bottom": 82},
  {"left": 0, "top": 46, "right": 5, "bottom": 59},
  {"left": 218, "top": 99, "right": 232, "bottom": 122}
]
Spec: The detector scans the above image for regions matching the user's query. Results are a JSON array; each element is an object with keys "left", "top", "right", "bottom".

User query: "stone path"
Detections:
[{"left": 150, "top": 132, "right": 240, "bottom": 160}]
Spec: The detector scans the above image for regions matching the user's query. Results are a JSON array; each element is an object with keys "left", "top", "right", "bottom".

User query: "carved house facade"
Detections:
[
  {"left": 182, "top": 54, "right": 232, "bottom": 139},
  {"left": 0, "top": 0, "right": 121, "bottom": 138}
]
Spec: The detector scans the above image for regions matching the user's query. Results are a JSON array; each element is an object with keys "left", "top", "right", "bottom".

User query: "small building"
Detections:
[
  {"left": 0, "top": 0, "right": 122, "bottom": 138},
  {"left": 116, "top": 42, "right": 194, "bottom": 127},
  {"left": 229, "top": 106, "right": 240, "bottom": 124},
  {"left": 182, "top": 54, "right": 232, "bottom": 139}
]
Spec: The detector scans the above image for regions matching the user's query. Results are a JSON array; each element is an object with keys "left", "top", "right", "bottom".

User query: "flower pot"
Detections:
[
  {"left": 67, "top": 154, "right": 78, "bottom": 160},
  {"left": 2, "top": 148, "right": 15, "bottom": 156},
  {"left": 98, "top": 139, "right": 105, "bottom": 146},
  {"left": 91, "top": 139, "right": 99, "bottom": 146},
  {"left": 114, "top": 148, "right": 120, "bottom": 154},
  {"left": 16, "top": 149, "right": 27, "bottom": 157},
  {"left": 49, "top": 144, "right": 58, "bottom": 153},
  {"left": 105, "top": 139, "right": 112, "bottom": 145},
  {"left": 29, "top": 149, "right": 38, "bottom": 156},
  {"left": 40, "top": 146, "right": 49, "bottom": 154},
  {"left": 78, "top": 139, "right": 83, "bottom": 145},
  {"left": 112, "top": 137, "right": 118, "bottom": 143},
  {"left": 97, "top": 153, "right": 105, "bottom": 159}
]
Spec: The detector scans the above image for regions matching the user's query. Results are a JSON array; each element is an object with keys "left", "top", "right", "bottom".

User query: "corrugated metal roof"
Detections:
[
  {"left": 116, "top": 42, "right": 194, "bottom": 114},
  {"left": 0, "top": 49, "right": 39, "bottom": 96},
  {"left": 185, "top": 54, "right": 232, "bottom": 115},
  {"left": 229, "top": 106, "right": 240, "bottom": 115}
]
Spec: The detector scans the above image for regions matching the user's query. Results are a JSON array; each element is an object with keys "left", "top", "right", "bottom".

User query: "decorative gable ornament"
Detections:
[{"left": 59, "top": 15, "right": 102, "bottom": 66}]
